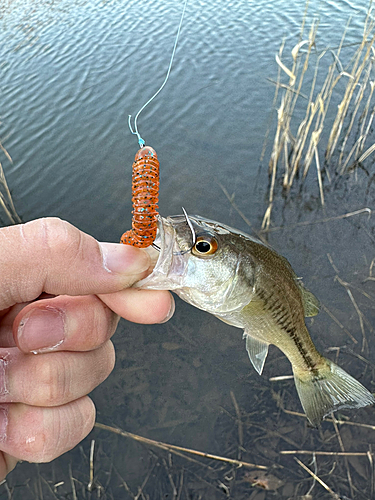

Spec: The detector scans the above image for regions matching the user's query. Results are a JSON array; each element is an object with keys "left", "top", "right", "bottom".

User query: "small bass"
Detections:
[{"left": 136, "top": 214, "right": 374, "bottom": 426}]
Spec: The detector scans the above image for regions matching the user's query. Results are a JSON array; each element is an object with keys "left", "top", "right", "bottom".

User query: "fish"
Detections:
[{"left": 136, "top": 213, "right": 375, "bottom": 426}]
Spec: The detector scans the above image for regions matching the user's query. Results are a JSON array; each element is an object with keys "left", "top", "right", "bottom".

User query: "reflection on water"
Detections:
[{"left": 1, "top": 0, "right": 375, "bottom": 498}]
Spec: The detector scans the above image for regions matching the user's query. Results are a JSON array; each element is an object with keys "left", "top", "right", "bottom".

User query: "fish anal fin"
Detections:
[
  {"left": 243, "top": 332, "right": 269, "bottom": 375},
  {"left": 294, "top": 359, "right": 375, "bottom": 427}
]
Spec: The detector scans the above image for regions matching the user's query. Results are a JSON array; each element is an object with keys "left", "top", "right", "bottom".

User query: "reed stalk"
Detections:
[
  {"left": 0, "top": 156, "right": 21, "bottom": 225},
  {"left": 263, "top": 4, "right": 375, "bottom": 229}
]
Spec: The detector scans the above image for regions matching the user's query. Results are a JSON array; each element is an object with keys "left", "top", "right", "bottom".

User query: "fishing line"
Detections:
[{"left": 128, "top": 0, "right": 189, "bottom": 147}]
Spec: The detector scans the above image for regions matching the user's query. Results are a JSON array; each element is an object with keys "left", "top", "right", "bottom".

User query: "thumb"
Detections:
[{"left": 0, "top": 217, "right": 151, "bottom": 309}]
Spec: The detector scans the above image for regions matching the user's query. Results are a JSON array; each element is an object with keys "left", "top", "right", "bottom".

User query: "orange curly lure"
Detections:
[{"left": 121, "top": 146, "right": 160, "bottom": 247}]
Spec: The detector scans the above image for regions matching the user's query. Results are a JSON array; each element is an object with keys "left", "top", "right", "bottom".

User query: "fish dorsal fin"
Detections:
[
  {"left": 296, "top": 280, "right": 320, "bottom": 317},
  {"left": 243, "top": 332, "right": 269, "bottom": 375}
]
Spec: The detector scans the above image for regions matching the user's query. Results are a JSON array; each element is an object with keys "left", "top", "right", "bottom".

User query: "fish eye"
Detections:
[{"left": 192, "top": 235, "right": 218, "bottom": 256}]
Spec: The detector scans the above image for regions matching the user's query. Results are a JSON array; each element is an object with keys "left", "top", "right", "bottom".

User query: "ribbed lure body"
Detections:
[{"left": 121, "top": 146, "right": 159, "bottom": 247}]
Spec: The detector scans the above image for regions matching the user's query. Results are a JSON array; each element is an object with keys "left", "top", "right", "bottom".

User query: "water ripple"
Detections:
[{"left": 0, "top": 0, "right": 369, "bottom": 231}]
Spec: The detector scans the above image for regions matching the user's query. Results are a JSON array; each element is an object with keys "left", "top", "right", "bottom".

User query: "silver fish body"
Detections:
[{"left": 137, "top": 214, "right": 374, "bottom": 426}]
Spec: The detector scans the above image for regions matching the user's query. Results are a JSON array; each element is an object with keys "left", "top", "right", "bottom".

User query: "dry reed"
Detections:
[
  {"left": 0, "top": 140, "right": 21, "bottom": 225},
  {"left": 263, "top": 4, "right": 375, "bottom": 230},
  {"left": 94, "top": 422, "right": 268, "bottom": 470}
]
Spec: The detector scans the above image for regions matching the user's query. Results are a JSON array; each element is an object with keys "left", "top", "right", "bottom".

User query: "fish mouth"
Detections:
[
  {"left": 134, "top": 215, "right": 189, "bottom": 290},
  {"left": 135, "top": 213, "right": 256, "bottom": 315}
]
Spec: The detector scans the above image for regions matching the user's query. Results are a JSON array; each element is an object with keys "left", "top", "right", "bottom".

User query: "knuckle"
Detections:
[
  {"left": 0, "top": 218, "right": 84, "bottom": 305},
  {"left": 35, "top": 398, "right": 95, "bottom": 462},
  {"left": 25, "top": 218, "right": 85, "bottom": 266},
  {"left": 12, "top": 399, "right": 96, "bottom": 463},
  {"left": 90, "top": 300, "right": 118, "bottom": 348},
  {"left": 24, "top": 217, "right": 68, "bottom": 248},
  {"left": 40, "top": 218, "right": 81, "bottom": 256},
  {"left": 32, "top": 357, "right": 69, "bottom": 406},
  {"left": 79, "top": 342, "right": 115, "bottom": 388}
]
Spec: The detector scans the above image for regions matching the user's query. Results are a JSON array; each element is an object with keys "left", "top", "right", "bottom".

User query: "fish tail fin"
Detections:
[{"left": 293, "top": 358, "right": 375, "bottom": 427}]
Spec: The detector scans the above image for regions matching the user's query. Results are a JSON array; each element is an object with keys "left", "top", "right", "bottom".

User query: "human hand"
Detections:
[{"left": 0, "top": 217, "right": 174, "bottom": 479}]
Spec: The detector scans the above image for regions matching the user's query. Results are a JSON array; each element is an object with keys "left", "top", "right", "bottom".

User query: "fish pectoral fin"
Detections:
[
  {"left": 243, "top": 332, "right": 269, "bottom": 375},
  {"left": 296, "top": 280, "right": 320, "bottom": 317}
]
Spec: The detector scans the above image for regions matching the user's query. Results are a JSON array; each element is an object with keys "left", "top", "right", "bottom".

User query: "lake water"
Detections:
[{"left": 1, "top": 0, "right": 375, "bottom": 498}]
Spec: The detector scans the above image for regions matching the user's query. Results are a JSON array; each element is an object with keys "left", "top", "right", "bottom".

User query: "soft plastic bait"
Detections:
[{"left": 121, "top": 146, "right": 159, "bottom": 247}]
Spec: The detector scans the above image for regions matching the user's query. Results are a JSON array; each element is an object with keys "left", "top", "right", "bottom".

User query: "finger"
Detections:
[
  {"left": 0, "top": 218, "right": 152, "bottom": 309},
  {"left": 100, "top": 289, "right": 175, "bottom": 324},
  {"left": 13, "top": 295, "right": 118, "bottom": 353},
  {"left": 0, "top": 342, "right": 115, "bottom": 406},
  {"left": 0, "top": 452, "right": 18, "bottom": 481},
  {"left": 13, "top": 290, "right": 173, "bottom": 353},
  {"left": 0, "top": 299, "right": 59, "bottom": 349},
  {"left": 0, "top": 304, "right": 28, "bottom": 348},
  {"left": 0, "top": 397, "right": 95, "bottom": 463}
]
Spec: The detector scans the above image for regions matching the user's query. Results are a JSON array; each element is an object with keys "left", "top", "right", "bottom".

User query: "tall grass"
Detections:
[
  {"left": 0, "top": 141, "right": 21, "bottom": 225},
  {"left": 263, "top": 5, "right": 375, "bottom": 230}
]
